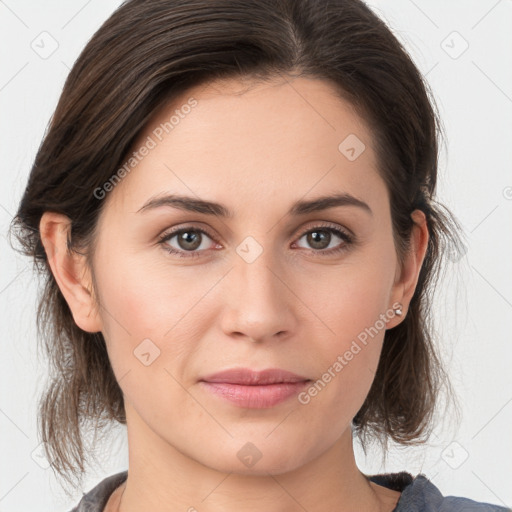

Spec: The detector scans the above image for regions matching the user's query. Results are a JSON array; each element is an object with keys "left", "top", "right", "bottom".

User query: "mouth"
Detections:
[{"left": 199, "top": 367, "right": 311, "bottom": 408}]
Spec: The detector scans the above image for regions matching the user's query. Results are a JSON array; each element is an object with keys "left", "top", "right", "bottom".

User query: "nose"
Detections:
[{"left": 220, "top": 246, "right": 297, "bottom": 344}]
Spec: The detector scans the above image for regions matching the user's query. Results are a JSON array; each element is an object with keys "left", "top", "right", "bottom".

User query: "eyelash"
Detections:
[{"left": 157, "top": 223, "right": 354, "bottom": 259}]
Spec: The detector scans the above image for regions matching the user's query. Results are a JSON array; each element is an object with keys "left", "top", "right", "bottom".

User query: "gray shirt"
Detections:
[{"left": 69, "top": 470, "right": 511, "bottom": 511}]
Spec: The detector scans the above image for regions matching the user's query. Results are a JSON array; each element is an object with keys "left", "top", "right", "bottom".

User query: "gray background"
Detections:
[{"left": 1, "top": 0, "right": 511, "bottom": 510}]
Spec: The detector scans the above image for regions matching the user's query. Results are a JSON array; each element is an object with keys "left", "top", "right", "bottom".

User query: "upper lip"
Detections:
[{"left": 200, "top": 368, "right": 310, "bottom": 385}]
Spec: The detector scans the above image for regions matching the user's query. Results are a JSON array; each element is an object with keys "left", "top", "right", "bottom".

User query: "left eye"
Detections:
[
  {"left": 158, "top": 224, "right": 353, "bottom": 258},
  {"left": 294, "top": 226, "right": 352, "bottom": 253}
]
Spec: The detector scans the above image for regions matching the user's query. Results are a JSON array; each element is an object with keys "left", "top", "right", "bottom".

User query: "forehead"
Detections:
[
  {"left": 146, "top": 75, "right": 372, "bottom": 150},
  {"left": 106, "top": 75, "right": 386, "bottom": 219}
]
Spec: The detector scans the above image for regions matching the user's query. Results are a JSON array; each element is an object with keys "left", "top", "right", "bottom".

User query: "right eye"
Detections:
[{"left": 158, "top": 227, "right": 219, "bottom": 258}]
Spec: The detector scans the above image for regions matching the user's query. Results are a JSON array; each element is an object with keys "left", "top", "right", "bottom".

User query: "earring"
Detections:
[{"left": 394, "top": 304, "right": 403, "bottom": 316}]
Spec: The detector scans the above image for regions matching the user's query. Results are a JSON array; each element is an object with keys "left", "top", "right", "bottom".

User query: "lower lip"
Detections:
[{"left": 199, "top": 380, "right": 311, "bottom": 408}]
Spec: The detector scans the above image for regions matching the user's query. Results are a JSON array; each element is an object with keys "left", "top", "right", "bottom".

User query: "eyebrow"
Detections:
[{"left": 136, "top": 192, "right": 373, "bottom": 217}]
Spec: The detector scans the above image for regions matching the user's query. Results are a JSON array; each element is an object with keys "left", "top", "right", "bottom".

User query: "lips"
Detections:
[
  {"left": 199, "top": 368, "right": 311, "bottom": 408},
  {"left": 200, "top": 367, "right": 310, "bottom": 385}
]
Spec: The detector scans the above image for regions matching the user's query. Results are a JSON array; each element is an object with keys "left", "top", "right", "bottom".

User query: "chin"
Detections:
[{"left": 200, "top": 436, "right": 313, "bottom": 476}]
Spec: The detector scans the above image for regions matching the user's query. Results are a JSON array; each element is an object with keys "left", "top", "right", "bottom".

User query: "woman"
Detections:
[{"left": 11, "top": 0, "right": 510, "bottom": 510}]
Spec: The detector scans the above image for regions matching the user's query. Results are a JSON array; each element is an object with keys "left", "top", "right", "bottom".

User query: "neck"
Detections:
[{"left": 116, "top": 403, "right": 393, "bottom": 512}]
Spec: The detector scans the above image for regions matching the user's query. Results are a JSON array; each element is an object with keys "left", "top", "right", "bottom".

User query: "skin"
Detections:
[{"left": 40, "top": 75, "right": 428, "bottom": 512}]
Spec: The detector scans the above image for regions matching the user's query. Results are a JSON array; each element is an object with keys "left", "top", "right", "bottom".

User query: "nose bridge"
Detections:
[
  {"left": 237, "top": 237, "right": 284, "bottom": 307},
  {"left": 224, "top": 236, "right": 294, "bottom": 340}
]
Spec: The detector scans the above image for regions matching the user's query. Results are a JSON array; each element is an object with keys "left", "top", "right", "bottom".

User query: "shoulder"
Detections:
[
  {"left": 68, "top": 470, "right": 128, "bottom": 512},
  {"left": 368, "top": 472, "right": 511, "bottom": 512}
]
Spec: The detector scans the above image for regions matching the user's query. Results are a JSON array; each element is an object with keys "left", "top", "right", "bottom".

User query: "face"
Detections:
[{"left": 85, "top": 76, "right": 409, "bottom": 474}]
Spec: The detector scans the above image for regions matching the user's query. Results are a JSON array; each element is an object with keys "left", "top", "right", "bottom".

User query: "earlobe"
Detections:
[
  {"left": 39, "top": 212, "right": 103, "bottom": 333},
  {"left": 387, "top": 209, "right": 429, "bottom": 328}
]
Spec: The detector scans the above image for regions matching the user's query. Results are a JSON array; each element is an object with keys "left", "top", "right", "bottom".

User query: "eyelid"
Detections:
[{"left": 294, "top": 220, "right": 354, "bottom": 239}]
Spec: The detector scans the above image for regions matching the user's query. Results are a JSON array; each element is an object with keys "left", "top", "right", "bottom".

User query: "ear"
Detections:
[
  {"left": 39, "top": 212, "right": 103, "bottom": 333},
  {"left": 386, "top": 209, "right": 429, "bottom": 329}
]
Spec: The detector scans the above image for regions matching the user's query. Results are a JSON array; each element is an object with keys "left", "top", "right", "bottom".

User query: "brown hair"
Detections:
[{"left": 11, "top": 0, "right": 465, "bottom": 492}]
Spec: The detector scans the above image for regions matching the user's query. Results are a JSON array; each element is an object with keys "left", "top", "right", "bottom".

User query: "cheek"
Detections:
[
  {"left": 299, "top": 244, "right": 395, "bottom": 412},
  {"left": 311, "top": 255, "right": 394, "bottom": 348},
  {"left": 92, "top": 250, "right": 215, "bottom": 384},
  {"left": 90, "top": 252, "right": 164, "bottom": 373},
  {"left": 95, "top": 249, "right": 198, "bottom": 336},
  {"left": 92, "top": 262, "right": 193, "bottom": 415},
  {"left": 298, "top": 302, "right": 386, "bottom": 435}
]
